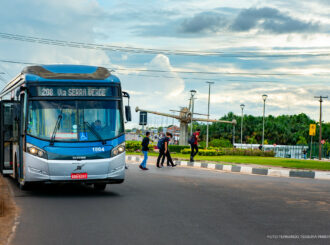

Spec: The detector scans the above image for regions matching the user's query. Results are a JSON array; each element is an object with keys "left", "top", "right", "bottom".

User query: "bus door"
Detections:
[{"left": 0, "top": 101, "right": 20, "bottom": 175}]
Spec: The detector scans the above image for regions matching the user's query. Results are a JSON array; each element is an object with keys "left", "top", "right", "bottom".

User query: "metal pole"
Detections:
[
  {"left": 319, "top": 99, "right": 322, "bottom": 160},
  {"left": 189, "top": 90, "right": 197, "bottom": 137},
  {"left": 241, "top": 109, "right": 243, "bottom": 145},
  {"left": 233, "top": 125, "right": 235, "bottom": 146},
  {"left": 310, "top": 135, "right": 313, "bottom": 160},
  {"left": 240, "top": 104, "right": 245, "bottom": 147},
  {"left": 191, "top": 96, "right": 195, "bottom": 136},
  {"left": 190, "top": 100, "right": 193, "bottom": 137},
  {"left": 262, "top": 97, "right": 266, "bottom": 149},
  {"left": 314, "top": 96, "right": 328, "bottom": 160},
  {"left": 206, "top": 82, "right": 214, "bottom": 148}
]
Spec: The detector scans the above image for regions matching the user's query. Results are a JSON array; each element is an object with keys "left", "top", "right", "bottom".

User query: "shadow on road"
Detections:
[{"left": 6, "top": 177, "right": 121, "bottom": 199}]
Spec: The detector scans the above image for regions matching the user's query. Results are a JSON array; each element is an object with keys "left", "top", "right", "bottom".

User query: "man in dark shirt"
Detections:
[
  {"left": 156, "top": 134, "right": 167, "bottom": 168},
  {"left": 190, "top": 129, "right": 200, "bottom": 162},
  {"left": 164, "top": 133, "right": 177, "bottom": 167},
  {"left": 140, "top": 132, "right": 150, "bottom": 170},
  {"left": 159, "top": 132, "right": 176, "bottom": 167}
]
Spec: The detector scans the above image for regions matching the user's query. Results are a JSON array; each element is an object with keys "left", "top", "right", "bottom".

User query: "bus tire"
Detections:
[
  {"left": 19, "top": 181, "right": 31, "bottom": 191},
  {"left": 93, "top": 183, "right": 107, "bottom": 191}
]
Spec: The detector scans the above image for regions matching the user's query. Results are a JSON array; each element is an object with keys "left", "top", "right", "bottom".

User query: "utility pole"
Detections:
[
  {"left": 191, "top": 97, "right": 195, "bottom": 134},
  {"left": 240, "top": 104, "right": 245, "bottom": 147},
  {"left": 233, "top": 124, "right": 235, "bottom": 146},
  {"left": 314, "top": 96, "right": 328, "bottom": 160},
  {"left": 206, "top": 81, "right": 214, "bottom": 148},
  {"left": 190, "top": 90, "right": 197, "bottom": 137},
  {"left": 262, "top": 94, "right": 268, "bottom": 150}
]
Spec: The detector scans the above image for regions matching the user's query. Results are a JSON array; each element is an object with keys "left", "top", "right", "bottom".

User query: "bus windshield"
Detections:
[{"left": 27, "top": 100, "right": 123, "bottom": 142}]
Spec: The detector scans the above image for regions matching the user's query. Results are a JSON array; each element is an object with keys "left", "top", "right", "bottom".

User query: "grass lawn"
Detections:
[{"left": 127, "top": 152, "right": 330, "bottom": 171}]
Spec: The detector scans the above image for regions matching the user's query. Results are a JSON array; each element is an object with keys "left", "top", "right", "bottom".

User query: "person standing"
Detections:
[
  {"left": 162, "top": 133, "right": 176, "bottom": 167},
  {"left": 189, "top": 129, "right": 200, "bottom": 162},
  {"left": 139, "top": 132, "right": 150, "bottom": 170},
  {"left": 302, "top": 149, "right": 307, "bottom": 159}
]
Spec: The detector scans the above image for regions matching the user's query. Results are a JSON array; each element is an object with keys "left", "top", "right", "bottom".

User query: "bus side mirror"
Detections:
[
  {"left": 125, "top": 106, "right": 132, "bottom": 122},
  {"left": 122, "top": 91, "right": 132, "bottom": 122}
]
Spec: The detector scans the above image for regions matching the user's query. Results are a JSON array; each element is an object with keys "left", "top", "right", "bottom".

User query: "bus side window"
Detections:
[
  {"left": 3, "top": 104, "right": 14, "bottom": 141},
  {"left": 12, "top": 104, "right": 20, "bottom": 141}
]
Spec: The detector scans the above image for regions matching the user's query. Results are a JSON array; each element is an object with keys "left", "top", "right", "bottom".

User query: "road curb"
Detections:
[{"left": 126, "top": 156, "right": 330, "bottom": 181}]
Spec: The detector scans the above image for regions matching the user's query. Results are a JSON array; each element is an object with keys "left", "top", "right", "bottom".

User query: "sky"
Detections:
[{"left": 0, "top": 0, "right": 329, "bottom": 128}]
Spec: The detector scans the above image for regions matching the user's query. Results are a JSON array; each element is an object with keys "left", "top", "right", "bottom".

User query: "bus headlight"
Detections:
[
  {"left": 111, "top": 143, "right": 125, "bottom": 157},
  {"left": 27, "top": 143, "right": 47, "bottom": 159}
]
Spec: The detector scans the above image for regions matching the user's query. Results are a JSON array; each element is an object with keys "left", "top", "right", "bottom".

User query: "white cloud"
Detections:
[
  {"left": 0, "top": 0, "right": 329, "bottom": 128},
  {"left": 192, "top": 82, "right": 330, "bottom": 122},
  {"left": 118, "top": 54, "right": 187, "bottom": 126},
  {"left": 0, "top": 0, "right": 110, "bottom": 83}
]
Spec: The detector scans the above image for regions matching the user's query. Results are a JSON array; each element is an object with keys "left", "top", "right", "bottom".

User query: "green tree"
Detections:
[
  {"left": 196, "top": 113, "right": 329, "bottom": 146},
  {"left": 297, "top": 136, "right": 307, "bottom": 145}
]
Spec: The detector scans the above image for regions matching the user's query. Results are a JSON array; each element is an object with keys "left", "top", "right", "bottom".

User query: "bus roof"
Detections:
[
  {"left": 0, "top": 65, "right": 120, "bottom": 96},
  {"left": 22, "top": 65, "right": 120, "bottom": 83}
]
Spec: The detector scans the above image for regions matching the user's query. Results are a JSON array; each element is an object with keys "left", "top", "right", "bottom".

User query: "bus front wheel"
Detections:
[
  {"left": 93, "top": 183, "right": 107, "bottom": 191},
  {"left": 19, "top": 180, "right": 31, "bottom": 191}
]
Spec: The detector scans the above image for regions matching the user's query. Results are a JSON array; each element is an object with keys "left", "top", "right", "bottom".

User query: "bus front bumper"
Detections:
[{"left": 23, "top": 152, "right": 126, "bottom": 183}]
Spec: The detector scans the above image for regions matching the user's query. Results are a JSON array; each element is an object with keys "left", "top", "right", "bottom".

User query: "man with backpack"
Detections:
[
  {"left": 189, "top": 128, "right": 200, "bottom": 162},
  {"left": 156, "top": 134, "right": 166, "bottom": 168},
  {"left": 139, "top": 131, "right": 150, "bottom": 170},
  {"left": 161, "top": 133, "right": 176, "bottom": 167},
  {"left": 156, "top": 132, "right": 177, "bottom": 168}
]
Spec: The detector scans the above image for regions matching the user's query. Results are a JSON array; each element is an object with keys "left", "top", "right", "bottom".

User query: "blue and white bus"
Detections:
[{"left": 0, "top": 65, "right": 131, "bottom": 190}]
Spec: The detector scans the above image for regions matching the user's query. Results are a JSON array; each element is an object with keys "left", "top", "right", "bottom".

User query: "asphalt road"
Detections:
[{"left": 7, "top": 164, "right": 330, "bottom": 245}]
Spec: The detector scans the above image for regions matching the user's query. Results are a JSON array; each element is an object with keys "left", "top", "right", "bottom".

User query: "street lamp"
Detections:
[
  {"left": 314, "top": 96, "right": 328, "bottom": 160},
  {"left": 240, "top": 104, "right": 245, "bottom": 147},
  {"left": 262, "top": 94, "right": 268, "bottom": 149},
  {"left": 190, "top": 90, "right": 197, "bottom": 136},
  {"left": 206, "top": 82, "right": 214, "bottom": 148}
]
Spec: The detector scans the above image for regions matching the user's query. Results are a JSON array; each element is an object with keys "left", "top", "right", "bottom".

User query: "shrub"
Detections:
[
  {"left": 181, "top": 148, "right": 191, "bottom": 154},
  {"left": 209, "top": 138, "right": 232, "bottom": 148},
  {"left": 198, "top": 149, "right": 217, "bottom": 156},
  {"left": 126, "top": 141, "right": 142, "bottom": 152},
  {"left": 262, "top": 150, "right": 276, "bottom": 157},
  {"left": 199, "top": 141, "right": 206, "bottom": 149},
  {"left": 169, "top": 145, "right": 190, "bottom": 153},
  {"left": 181, "top": 147, "right": 275, "bottom": 157}
]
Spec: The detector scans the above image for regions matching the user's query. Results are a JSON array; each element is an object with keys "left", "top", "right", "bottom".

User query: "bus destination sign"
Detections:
[{"left": 31, "top": 86, "right": 118, "bottom": 97}]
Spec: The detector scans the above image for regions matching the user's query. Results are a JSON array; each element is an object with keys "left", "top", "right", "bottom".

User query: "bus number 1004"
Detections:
[{"left": 92, "top": 147, "right": 105, "bottom": 152}]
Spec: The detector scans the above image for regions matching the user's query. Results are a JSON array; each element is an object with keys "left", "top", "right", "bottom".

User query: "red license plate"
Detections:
[{"left": 71, "top": 173, "right": 88, "bottom": 179}]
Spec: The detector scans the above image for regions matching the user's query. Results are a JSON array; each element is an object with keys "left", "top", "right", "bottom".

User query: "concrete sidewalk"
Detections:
[{"left": 126, "top": 155, "right": 330, "bottom": 181}]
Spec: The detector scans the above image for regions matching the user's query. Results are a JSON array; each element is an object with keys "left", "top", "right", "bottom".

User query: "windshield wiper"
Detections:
[
  {"left": 83, "top": 121, "right": 106, "bottom": 145},
  {"left": 50, "top": 109, "right": 63, "bottom": 146}
]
